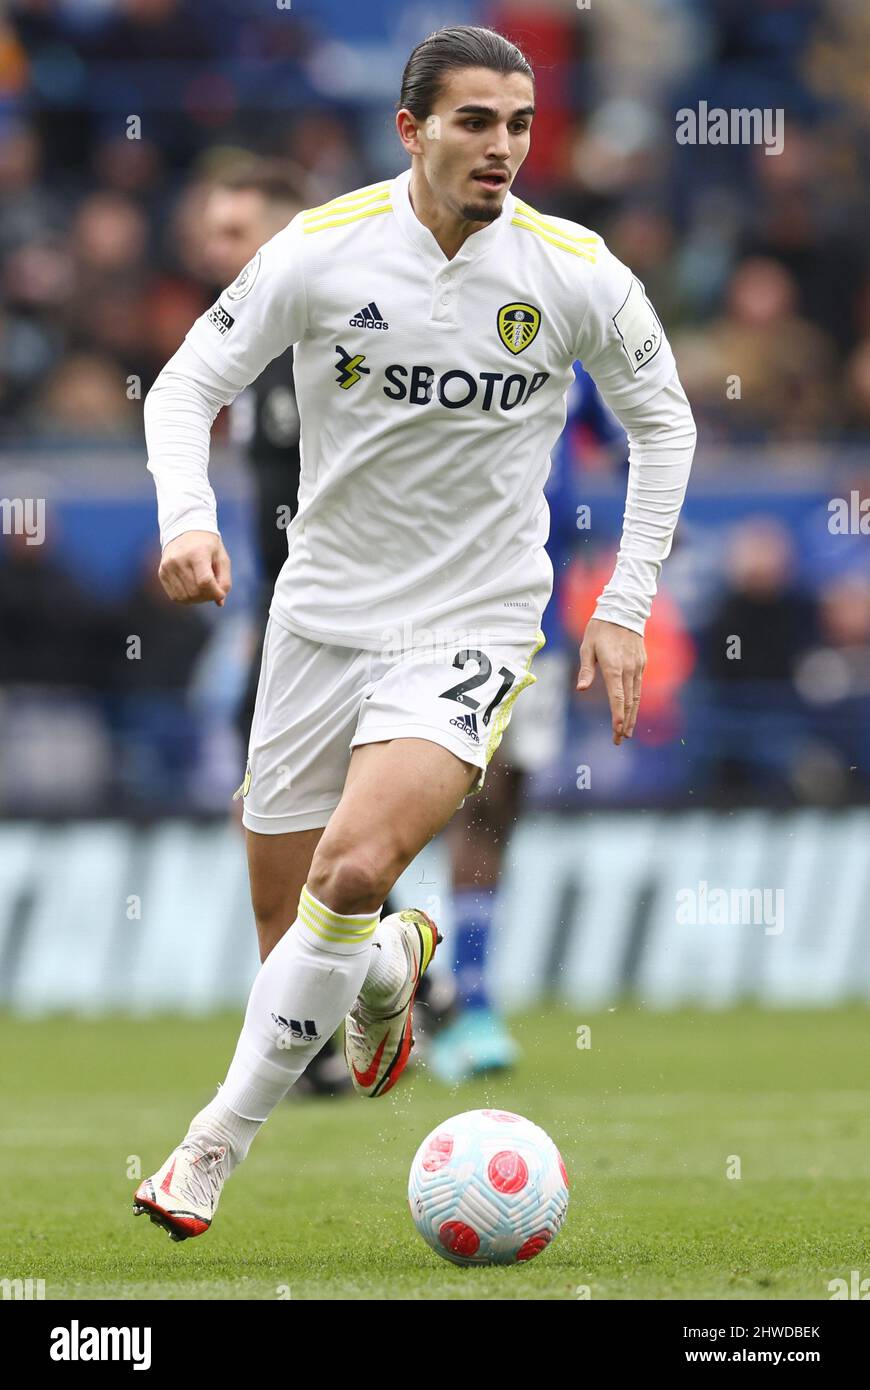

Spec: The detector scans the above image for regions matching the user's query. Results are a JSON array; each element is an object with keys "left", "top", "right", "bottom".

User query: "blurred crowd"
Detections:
[
  {"left": 552, "top": 505, "right": 870, "bottom": 808},
  {"left": 1, "top": 0, "right": 868, "bottom": 814},
  {"left": 0, "top": 0, "right": 869, "bottom": 442},
  {"left": 2, "top": 456, "right": 868, "bottom": 814}
]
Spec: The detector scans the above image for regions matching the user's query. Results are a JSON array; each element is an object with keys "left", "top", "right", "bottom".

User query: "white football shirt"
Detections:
[{"left": 156, "top": 169, "right": 689, "bottom": 649}]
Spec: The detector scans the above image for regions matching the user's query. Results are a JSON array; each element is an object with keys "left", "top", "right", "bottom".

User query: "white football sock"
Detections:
[
  {"left": 207, "top": 885, "right": 380, "bottom": 1125},
  {"left": 185, "top": 1097, "right": 260, "bottom": 1173},
  {"left": 359, "top": 916, "right": 409, "bottom": 1010}
]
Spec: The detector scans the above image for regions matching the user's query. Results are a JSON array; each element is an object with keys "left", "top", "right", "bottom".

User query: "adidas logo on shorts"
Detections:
[
  {"left": 350, "top": 301, "right": 389, "bottom": 330},
  {"left": 449, "top": 711, "right": 480, "bottom": 744}
]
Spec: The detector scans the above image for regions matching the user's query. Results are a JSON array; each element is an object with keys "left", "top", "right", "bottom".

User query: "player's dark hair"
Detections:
[
  {"left": 217, "top": 160, "right": 307, "bottom": 208},
  {"left": 399, "top": 25, "right": 534, "bottom": 118}
]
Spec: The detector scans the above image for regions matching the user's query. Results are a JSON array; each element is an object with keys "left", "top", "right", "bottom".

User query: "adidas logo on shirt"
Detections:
[
  {"left": 350, "top": 301, "right": 389, "bottom": 330},
  {"left": 449, "top": 711, "right": 481, "bottom": 744}
]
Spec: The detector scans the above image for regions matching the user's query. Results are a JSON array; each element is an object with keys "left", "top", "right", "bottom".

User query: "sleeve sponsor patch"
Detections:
[
  {"left": 612, "top": 277, "right": 663, "bottom": 373},
  {"left": 207, "top": 302, "right": 235, "bottom": 335}
]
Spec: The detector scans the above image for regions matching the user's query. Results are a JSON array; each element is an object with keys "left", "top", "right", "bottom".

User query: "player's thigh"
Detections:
[
  {"left": 246, "top": 825, "right": 326, "bottom": 959},
  {"left": 310, "top": 737, "right": 478, "bottom": 900},
  {"left": 240, "top": 619, "right": 375, "bottom": 942},
  {"left": 310, "top": 631, "right": 541, "bottom": 897},
  {"left": 241, "top": 618, "right": 367, "bottom": 835}
]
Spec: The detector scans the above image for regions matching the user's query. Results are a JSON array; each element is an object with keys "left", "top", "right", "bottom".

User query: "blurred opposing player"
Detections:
[
  {"left": 203, "top": 161, "right": 305, "bottom": 727},
  {"left": 433, "top": 365, "right": 626, "bottom": 1083},
  {"left": 136, "top": 24, "right": 695, "bottom": 1241},
  {"left": 202, "top": 162, "right": 350, "bottom": 1097}
]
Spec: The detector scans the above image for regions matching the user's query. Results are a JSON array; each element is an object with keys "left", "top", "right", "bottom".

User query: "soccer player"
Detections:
[{"left": 135, "top": 24, "right": 696, "bottom": 1240}]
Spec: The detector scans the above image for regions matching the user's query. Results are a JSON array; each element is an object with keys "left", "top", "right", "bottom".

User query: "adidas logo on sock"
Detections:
[
  {"left": 449, "top": 711, "right": 480, "bottom": 744},
  {"left": 349, "top": 301, "right": 389, "bottom": 330},
  {"left": 271, "top": 1013, "right": 322, "bottom": 1048}
]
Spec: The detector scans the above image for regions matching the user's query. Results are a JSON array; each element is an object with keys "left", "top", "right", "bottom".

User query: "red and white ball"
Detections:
[{"left": 408, "top": 1109, "right": 569, "bottom": 1266}]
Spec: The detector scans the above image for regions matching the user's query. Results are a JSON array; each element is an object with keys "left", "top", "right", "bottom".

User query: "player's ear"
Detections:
[{"left": 396, "top": 108, "right": 425, "bottom": 157}]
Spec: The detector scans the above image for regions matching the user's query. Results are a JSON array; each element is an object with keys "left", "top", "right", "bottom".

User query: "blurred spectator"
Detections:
[
  {"left": 707, "top": 518, "right": 816, "bottom": 683},
  {"left": 561, "top": 552, "right": 697, "bottom": 742},
  {"left": 845, "top": 340, "right": 870, "bottom": 435},
  {"left": 0, "top": 528, "right": 105, "bottom": 686},
  {"left": 702, "top": 517, "right": 817, "bottom": 800},
  {"left": 741, "top": 128, "right": 868, "bottom": 357},
  {"left": 100, "top": 549, "right": 211, "bottom": 808},
  {"left": 792, "top": 575, "right": 870, "bottom": 803},
  {"left": 30, "top": 351, "right": 136, "bottom": 438},
  {"left": 674, "top": 258, "right": 839, "bottom": 441}
]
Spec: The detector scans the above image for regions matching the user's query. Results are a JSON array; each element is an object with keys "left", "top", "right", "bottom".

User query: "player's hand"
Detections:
[
  {"left": 576, "top": 617, "right": 646, "bottom": 745},
  {"left": 158, "top": 531, "right": 232, "bottom": 607}
]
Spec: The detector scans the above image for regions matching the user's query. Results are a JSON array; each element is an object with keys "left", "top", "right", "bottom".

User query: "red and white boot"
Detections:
[
  {"left": 345, "top": 909, "right": 441, "bottom": 1098},
  {"left": 133, "top": 1140, "right": 230, "bottom": 1242}
]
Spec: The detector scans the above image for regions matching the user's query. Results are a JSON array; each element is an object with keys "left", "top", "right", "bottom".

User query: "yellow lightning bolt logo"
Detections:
[{"left": 335, "top": 346, "right": 370, "bottom": 389}]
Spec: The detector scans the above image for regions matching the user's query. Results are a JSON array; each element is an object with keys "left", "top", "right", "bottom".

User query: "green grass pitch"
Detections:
[{"left": 2, "top": 1006, "right": 868, "bottom": 1300}]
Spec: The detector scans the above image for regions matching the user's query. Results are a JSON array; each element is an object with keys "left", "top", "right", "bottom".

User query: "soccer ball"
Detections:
[{"left": 407, "top": 1109, "right": 569, "bottom": 1266}]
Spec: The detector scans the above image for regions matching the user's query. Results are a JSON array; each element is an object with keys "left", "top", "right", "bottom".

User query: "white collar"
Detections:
[{"left": 390, "top": 167, "right": 514, "bottom": 268}]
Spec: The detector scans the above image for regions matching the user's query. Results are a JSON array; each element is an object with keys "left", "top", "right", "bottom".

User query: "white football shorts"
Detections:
[
  {"left": 239, "top": 616, "right": 545, "bottom": 834},
  {"left": 497, "top": 646, "right": 572, "bottom": 773}
]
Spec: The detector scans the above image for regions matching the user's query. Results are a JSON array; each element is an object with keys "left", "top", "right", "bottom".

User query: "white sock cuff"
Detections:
[
  {"left": 216, "top": 1050, "right": 296, "bottom": 1121},
  {"left": 297, "top": 884, "right": 381, "bottom": 955}
]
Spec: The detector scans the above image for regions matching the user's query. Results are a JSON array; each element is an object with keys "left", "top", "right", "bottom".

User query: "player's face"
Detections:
[
  {"left": 418, "top": 67, "right": 535, "bottom": 223},
  {"left": 202, "top": 188, "right": 276, "bottom": 284},
  {"left": 203, "top": 188, "right": 269, "bottom": 284}
]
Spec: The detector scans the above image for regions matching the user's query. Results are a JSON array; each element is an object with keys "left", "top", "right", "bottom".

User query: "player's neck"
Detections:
[{"left": 407, "top": 166, "right": 495, "bottom": 261}]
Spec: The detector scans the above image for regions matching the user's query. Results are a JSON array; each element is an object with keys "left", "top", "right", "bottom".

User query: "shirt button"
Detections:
[{"left": 441, "top": 295, "right": 451, "bottom": 305}]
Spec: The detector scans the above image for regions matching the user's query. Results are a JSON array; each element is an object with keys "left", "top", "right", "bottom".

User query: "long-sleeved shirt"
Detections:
[{"left": 146, "top": 170, "right": 696, "bottom": 649}]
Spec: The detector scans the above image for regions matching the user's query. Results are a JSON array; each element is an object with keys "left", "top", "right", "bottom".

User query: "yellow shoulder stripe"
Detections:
[
  {"left": 303, "top": 183, "right": 392, "bottom": 222},
  {"left": 303, "top": 203, "right": 393, "bottom": 234},
  {"left": 513, "top": 201, "right": 599, "bottom": 257},
  {"left": 511, "top": 216, "right": 597, "bottom": 262},
  {"left": 514, "top": 200, "right": 599, "bottom": 245}
]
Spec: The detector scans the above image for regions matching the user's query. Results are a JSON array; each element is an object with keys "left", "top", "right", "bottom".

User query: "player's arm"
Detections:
[
  {"left": 572, "top": 246, "right": 697, "bottom": 743},
  {"left": 144, "top": 214, "right": 309, "bottom": 606}
]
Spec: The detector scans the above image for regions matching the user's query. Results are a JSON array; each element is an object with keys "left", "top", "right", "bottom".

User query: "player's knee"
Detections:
[{"left": 307, "top": 846, "right": 392, "bottom": 915}]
